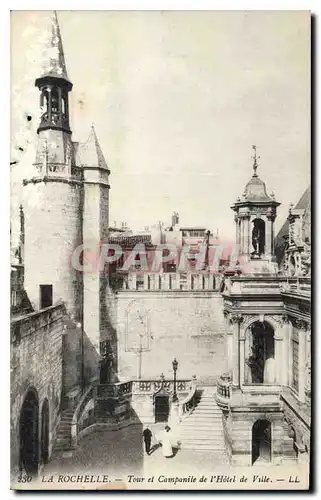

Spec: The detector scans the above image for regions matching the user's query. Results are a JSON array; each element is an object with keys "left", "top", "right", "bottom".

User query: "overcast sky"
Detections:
[{"left": 11, "top": 10, "right": 310, "bottom": 243}]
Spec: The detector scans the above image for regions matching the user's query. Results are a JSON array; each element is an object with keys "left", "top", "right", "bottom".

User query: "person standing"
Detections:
[
  {"left": 143, "top": 425, "right": 152, "bottom": 455},
  {"left": 161, "top": 425, "right": 174, "bottom": 458}
]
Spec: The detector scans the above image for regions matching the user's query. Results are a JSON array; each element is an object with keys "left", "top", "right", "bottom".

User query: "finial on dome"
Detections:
[{"left": 251, "top": 145, "right": 260, "bottom": 177}]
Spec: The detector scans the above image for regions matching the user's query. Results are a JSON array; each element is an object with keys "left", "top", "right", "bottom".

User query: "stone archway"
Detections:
[
  {"left": 19, "top": 388, "right": 39, "bottom": 475},
  {"left": 41, "top": 399, "right": 49, "bottom": 464},
  {"left": 245, "top": 321, "right": 275, "bottom": 384},
  {"left": 251, "top": 218, "right": 265, "bottom": 257},
  {"left": 252, "top": 419, "right": 271, "bottom": 465}
]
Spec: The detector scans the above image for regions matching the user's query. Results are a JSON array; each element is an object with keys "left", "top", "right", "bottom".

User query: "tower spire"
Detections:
[
  {"left": 39, "top": 10, "right": 70, "bottom": 83},
  {"left": 35, "top": 11, "right": 73, "bottom": 135},
  {"left": 251, "top": 144, "right": 260, "bottom": 177}
]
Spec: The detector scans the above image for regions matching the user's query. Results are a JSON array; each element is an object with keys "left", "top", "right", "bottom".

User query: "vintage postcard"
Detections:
[{"left": 10, "top": 10, "right": 311, "bottom": 491}]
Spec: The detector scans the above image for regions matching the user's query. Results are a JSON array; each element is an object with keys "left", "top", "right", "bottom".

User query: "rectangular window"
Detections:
[
  {"left": 291, "top": 329, "right": 299, "bottom": 393},
  {"left": 40, "top": 285, "right": 53, "bottom": 309}
]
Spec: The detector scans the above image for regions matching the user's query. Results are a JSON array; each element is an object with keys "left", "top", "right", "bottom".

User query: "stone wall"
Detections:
[
  {"left": 113, "top": 290, "right": 227, "bottom": 383},
  {"left": 229, "top": 407, "right": 284, "bottom": 466},
  {"left": 23, "top": 181, "right": 83, "bottom": 321},
  {"left": 10, "top": 304, "right": 65, "bottom": 475}
]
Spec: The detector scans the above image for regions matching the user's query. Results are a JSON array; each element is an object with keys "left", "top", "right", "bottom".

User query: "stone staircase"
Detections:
[
  {"left": 176, "top": 387, "right": 227, "bottom": 453},
  {"left": 53, "top": 406, "right": 77, "bottom": 452},
  {"left": 281, "top": 422, "right": 298, "bottom": 464}
]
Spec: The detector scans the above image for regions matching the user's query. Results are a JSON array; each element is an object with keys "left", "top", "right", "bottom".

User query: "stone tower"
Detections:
[
  {"left": 80, "top": 125, "right": 110, "bottom": 353},
  {"left": 231, "top": 146, "right": 280, "bottom": 266},
  {"left": 23, "top": 12, "right": 83, "bottom": 320}
]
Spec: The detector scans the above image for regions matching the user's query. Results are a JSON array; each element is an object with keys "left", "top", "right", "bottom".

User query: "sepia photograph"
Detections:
[{"left": 10, "top": 9, "right": 311, "bottom": 491}]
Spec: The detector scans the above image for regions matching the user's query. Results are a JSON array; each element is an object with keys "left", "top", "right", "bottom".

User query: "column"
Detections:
[
  {"left": 288, "top": 320, "right": 293, "bottom": 387},
  {"left": 231, "top": 315, "right": 242, "bottom": 386},
  {"left": 265, "top": 217, "right": 273, "bottom": 258},
  {"left": 274, "top": 334, "right": 283, "bottom": 385},
  {"left": 239, "top": 328, "right": 245, "bottom": 386},
  {"left": 298, "top": 322, "right": 306, "bottom": 402},
  {"left": 225, "top": 313, "right": 234, "bottom": 373},
  {"left": 243, "top": 216, "right": 250, "bottom": 255},
  {"left": 305, "top": 327, "right": 311, "bottom": 402},
  {"left": 279, "top": 318, "right": 289, "bottom": 386}
]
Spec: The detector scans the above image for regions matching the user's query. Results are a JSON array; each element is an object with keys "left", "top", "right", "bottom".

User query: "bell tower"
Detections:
[
  {"left": 231, "top": 146, "right": 280, "bottom": 263},
  {"left": 23, "top": 11, "right": 83, "bottom": 319}
]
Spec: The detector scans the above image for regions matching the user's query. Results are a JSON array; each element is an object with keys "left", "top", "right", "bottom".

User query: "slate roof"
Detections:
[
  {"left": 75, "top": 126, "right": 109, "bottom": 171},
  {"left": 39, "top": 11, "right": 71, "bottom": 84}
]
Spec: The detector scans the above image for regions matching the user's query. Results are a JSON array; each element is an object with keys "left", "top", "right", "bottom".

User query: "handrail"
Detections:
[
  {"left": 216, "top": 373, "right": 232, "bottom": 397},
  {"left": 178, "top": 376, "right": 197, "bottom": 421},
  {"left": 71, "top": 385, "right": 95, "bottom": 447}
]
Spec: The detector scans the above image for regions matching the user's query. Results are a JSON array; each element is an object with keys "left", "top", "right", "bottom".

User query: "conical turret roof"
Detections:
[
  {"left": 39, "top": 11, "right": 71, "bottom": 84},
  {"left": 77, "top": 125, "right": 110, "bottom": 171}
]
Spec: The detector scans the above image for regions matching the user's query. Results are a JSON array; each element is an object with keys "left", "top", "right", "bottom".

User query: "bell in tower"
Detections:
[
  {"left": 31, "top": 12, "right": 75, "bottom": 177},
  {"left": 35, "top": 11, "right": 72, "bottom": 135},
  {"left": 231, "top": 146, "right": 281, "bottom": 269}
]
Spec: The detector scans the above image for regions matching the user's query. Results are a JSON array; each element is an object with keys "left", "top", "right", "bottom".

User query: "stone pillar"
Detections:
[
  {"left": 230, "top": 315, "right": 243, "bottom": 386},
  {"left": 224, "top": 313, "right": 234, "bottom": 373},
  {"left": 243, "top": 216, "right": 250, "bottom": 255},
  {"left": 239, "top": 328, "right": 245, "bottom": 386},
  {"left": 305, "top": 327, "right": 311, "bottom": 403},
  {"left": 274, "top": 334, "right": 283, "bottom": 385},
  {"left": 279, "top": 316, "right": 289, "bottom": 386},
  {"left": 288, "top": 320, "right": 293, "bottom": 387},
  {"left": 265, "top": 216, "right": 272, "bottom": 257},
  {"left": 295, "top": 320, "right": 308, "bottom": 402}
]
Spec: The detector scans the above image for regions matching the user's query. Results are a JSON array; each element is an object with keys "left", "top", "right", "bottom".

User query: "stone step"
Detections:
[
  {"left": 182, "top": 443, "right": 226, "bottom": 451},
  {"left": 180, "top": 437, "right": 225, "bottom": 444},
  {"left": 57, "top": 429, "right": 71, "bottom": 437},
  {"left": 180, "top": 421, "right": 222, "bottom": 428},
  {"left": 179, "top": 429, "right": 223, "bottom": 435},
  {"left": 193, "top": 407, "right": 221, "bottom": 412},
  {"left": 58, "top": 422, "right": 72, "bottom": 428},
  {"left": 184, "top": 417, "right": 222, "bottom": 423}
]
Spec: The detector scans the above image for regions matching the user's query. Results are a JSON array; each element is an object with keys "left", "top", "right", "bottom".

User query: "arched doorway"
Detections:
[
  {"left": 251, "top": 219, "right": 265, "bottom": 257},
  {"left": 19, "top": 388, "right": 39, "bottom": 475},
  {"left": 41, "top": 399, "right": 49, "bottom": 464},
  {"left": 252, "top": 420, "right": 271, "bottom": 465},
  {"left": 154, "top": 391, "right": 170, "bottom": 423},
  {"left": 245, "top": 321, "right": 275, "bottom": 384}
]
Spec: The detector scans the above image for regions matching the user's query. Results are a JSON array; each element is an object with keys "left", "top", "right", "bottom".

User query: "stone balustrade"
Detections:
[
  {"left": 132, "top": 378, "right": 191, "bottom": 396},
  {"left": 178, "top": 376, "right": 197, "bottom": 421},
  {"left": 111, "top": 272, "right": 221, "bottom": 292},
  {"left": 215, "top": 373, "right": 232, "bottom": 410},
  {"left": 96, "top": 381, "right": 132, "bottom": 400}
]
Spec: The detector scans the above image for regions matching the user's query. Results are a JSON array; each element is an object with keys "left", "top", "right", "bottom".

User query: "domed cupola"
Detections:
[
  {"left": 231, "top": 146, "right": 280, "bottom": 262},
  {"left": 243, "top": 171, "right": 272, "bottom": 202}
]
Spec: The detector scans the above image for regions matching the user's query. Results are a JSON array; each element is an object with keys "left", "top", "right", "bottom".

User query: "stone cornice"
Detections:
[{"left": 23, "top": 176, "right": 83, "bottom": 187}]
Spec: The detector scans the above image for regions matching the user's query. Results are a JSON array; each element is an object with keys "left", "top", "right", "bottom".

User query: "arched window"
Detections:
[
  {"left": 251, "top": 218, "right": 265, "bottom": 257},
  {"left": 61, "top": 95, "right": 66, "bottom": 115},
  {"left": 245, "top": 321, "right": 275, "bottom": 384},
  {"left": 51, "top": 88, "right": 59, "bottom": 114}
]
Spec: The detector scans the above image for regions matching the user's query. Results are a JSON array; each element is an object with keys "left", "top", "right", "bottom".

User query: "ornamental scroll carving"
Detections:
[
  {"left": 270, "top": 314, "right": 289, "bottom": 326},
  {"left": 292, "top": 318, "right": 310, "bottom": 331},
  {"left": 229, "top": 314, "right": 244, "bottom": 325}
]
